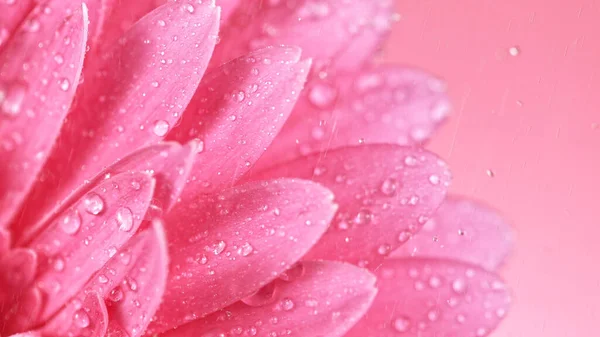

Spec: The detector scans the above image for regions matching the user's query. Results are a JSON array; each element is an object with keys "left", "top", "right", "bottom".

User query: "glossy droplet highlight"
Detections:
[
  {"left": 73, "top": 309, "right": 90, "bottom": 328},
  {"left": 393, "top": 316, "right": 411, "bottom": 332},
  {"left": 83, "top": 193, "right": 104, "bottom": 215},
  {"left": 116, "top": 207, "right": 133, "bottom": 232},
  {"left": 60, "top": 209, "right": 81, "bottom": 235},
  {"left": 0, "top": 82, "right": 27, "bottom": 117}
]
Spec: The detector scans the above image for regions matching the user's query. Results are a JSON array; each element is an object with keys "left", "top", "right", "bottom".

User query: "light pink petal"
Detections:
[
  {"left": 167, "top": 46, "right": 310, "bottom": 194},
  {"left": 160, "top": 261, "right": 377, "bottom": 337},
  {"left": 9, "top": 332, "right": 42, "bottom": 337},
  {"left": 20, "top": 141, "right": 197, "bottom": 243},
  {"left": 13, "top": 1, "right": 220, "bottom": 239},
  {"left": 249, "top": 145, "right": 451, "bottom": 269},
  {"left": 345, "top": 258, "right": 511, "bottom": 337},
  {"left": 103, "top": 220, "right": 169, "bottom": 337},
  {"left": 0, "top": 0, "right": 34, "bottom": 50},
  {"left": 42, "top": 291, "right": 109, "bottom": 337},
  {"left": 0, "top": 1, "right": 88, "bottom": 229},
  {"left": 0, "top": 250, "right": 41, "bottom": 334},
  {"left": 257, "top": 65, "right": 451, "bottom": 168},
  {"left": 212, "top": 0, "right": 394, "bottom": 71},
  {"left": 149, "top": 179, "right": 337, "bottom": 334},
  {"left": 392, "top": 196, "right": 514, "bottom": 270},
  {"left": 27, "top": 172, "right": 155, "bottom": 321}
]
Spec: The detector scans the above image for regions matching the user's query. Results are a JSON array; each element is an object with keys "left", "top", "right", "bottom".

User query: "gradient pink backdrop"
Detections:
[{"left": 382, "top": 0, "right": 600, "bottom": 336}]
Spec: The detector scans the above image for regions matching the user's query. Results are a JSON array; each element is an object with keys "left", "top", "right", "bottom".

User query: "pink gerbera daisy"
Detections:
[{"left": 0, "top": 0, "right": 513, "bottom": 336}]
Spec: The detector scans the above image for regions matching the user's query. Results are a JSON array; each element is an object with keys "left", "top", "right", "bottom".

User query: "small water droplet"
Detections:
[
  {"left": 353, "top": 209, "right": 373, "bottom": 225},
  {"left": 60, "top": 209, "right": 81, "bottom": 235},
  {"left": 428, "top": 175, "right": 440, "bottom": 185},
  {"left": 308, "top": 83, "right": 337, "bottom": 109},
  {"left": 83, "top": 193, "right": 104, "bottom": 215},
  {"left": 237, "top": 242, "right": 254, "bottom": 256},
  {"left": 58, "top": 78, "right": 70, "bottom": 91},
  {"left": 153, "top": 120, "right": 170, "bottom": 136},
  {"left": 508, "top": 46, "right": 520, "bottom": 56},
  {"left": 0, "top": 83, "right": 27, "bottom": 116},
  {"left": 280, "top": 298, "right": 295, "bottom": 311},
  {"left": 116, "top": 207, "right": 133, "bottom": 232},
  {"left": 452, "top": 278, "right": 467, "bottom": 294},
  {"left": 73, "top": 309, "right": 90, "bottom": 328},
  {"left": 380, "top": 177, "right": 399, "bottom": 196},
  {"left": 108, "top": 287, "right": 123, "bottom": 302},
  {"left": 98, "top": 274, "right": 109, "bottom": 284},
  {"left": 52, "top": 257, "right": 65, "bottom": 271},
  {"left": 392, "top": 316, "right": 411, "bottom": 332},
  {"left": 486, "top": 169, "right": 495, "bottom": 177},
  {"left": 242, "top": 283, "right": 277, "bottom": 307}
]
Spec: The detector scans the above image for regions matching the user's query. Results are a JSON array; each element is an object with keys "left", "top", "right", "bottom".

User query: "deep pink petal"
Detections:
[
  {"left": 160, "top": 261, "right": 377, "bottom": 337},
  {"left": 0, "top": 228, "right": 9, "bottom": 256},
  {"left": 149, "top": 179, "right": 337, "bottom": 334},
  {"left": 249, "top": 145, "right": 451, "bottom": 269},
  {"left": 257, "top": 65, "right": 451, "bottom": 168},
  {"left": 345, "top": 258, "right": 511, "bottom": 337},
  {"left": 0, "top": 0, "right": 34, "bottom": 50},
  {"left": 167, "top": 46, "right": 310, "bottom": 194},
  {"left": 27, "top": 172, "right": 155, "bottom": 321},
  {"left": 20, "top": 141, "right": 197, "bottom": 243},
  {"left": 212, "top": 0, "right": 394, "bottom": 71},
  {"left": 41, "top": 291, "right": 109, "bottom": 337},
  {"left": 217, "top": 0, "right": 240, "bottom": 21},
  {"left": 13, "top": 0, "right": 220, "bottom": 239},
  {"left": 0, "top": 1, "right": 88, "bottom": 228},
  {"left": 392, "top": 196, "right": 514, "bottom": 270},
  {"left": 103, "top": 220, "right": 168, "bottom": 337},
  {"left": 0, "top": 250, "right": 41, "bottom": 334}
]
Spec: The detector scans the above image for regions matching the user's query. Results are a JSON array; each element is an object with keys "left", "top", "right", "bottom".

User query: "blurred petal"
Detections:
[
  {"left": 258, "top": 66, "right": 451, "bottom": 167},
  {"left": 345, "top": 258, "right": 511, "bottom": 337},
  {"left": 13, "top": 1, "right": 219, "bottom": 239},
  {"left": 212, "top": 0, "right": 394, "bottom": 71},
  {"left": 0, "top": 228, "right": 10, "bottom": 256},
  {"left": 0, "top": 1, "right": 88, "bottom": 228},
  {"left": 160, "top": 261, "right": 377, "bottom": 337},
  {"left": 249, "top": 145, "right": 451, "bottom": 269},
  {"left": 167, "top": 46, "right": 310, "bottom": 193},
  {"left": 392, "top": 196, "right": 514, "bottom": 270},
  {"left": 27, "top": 172, "right": 154, "bottom": 321},
  {"left": 0, "top": 0, "right": 34, "bottom": 51},
  {"left": 149, "top": 179, "right": 337, "bottom": 334}
]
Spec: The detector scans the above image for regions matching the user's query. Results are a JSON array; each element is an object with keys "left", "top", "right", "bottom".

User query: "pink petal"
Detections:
[
  {"left": 0, "top": 0, "right": 34, "bottom": 50},
  {"left": 27, "top": 172, "right": 155, "bottom": 321},
  {"left": 212, "top": 0, "right": 394, "bottom": 71},
  {"left": 0, "top": 1, "right": 88, "bottom": 229},
  {"left": 257, "top": 65, "right": 451, "bottom": 168},
  {"left": 101, "top": 220, "right": 168, "bottom": 337},
  {"left": 167, "top": 46, "right": 310, "bottom": 194},
  {"left": 249, "top": 145, "right": 451, "bottom": 269},
  {"left": 0, "top": 228, "right": 9, "bottom": 256},
  {"left": 160, "top": 261, "right": 377, "bottom": 337},
  {"left": 344, "top": 258, "right": 511, "bottom": 337},
  {"left": 20, "top": 141, "right": 197, "bottom": 243},
  {"left": 149, "top": 179, "right": 337, "bottom": 334},
  {"left": 391, "top": 195, "right": 514, "bottom": 270},
  {"left": 9, "top": 332, "right": 42, "bottom": 337},
  {"left": 0, "top": 250, "right": 41, "bottom": 334},
  {"left": 12, "top": 0, "right": 220, "bottom": 239},
  {"left": 218, "top": 0, "right": 240, "bottom": 21},
  {"left": 42, "top": 291, "right": 109, "bottom": 337}
]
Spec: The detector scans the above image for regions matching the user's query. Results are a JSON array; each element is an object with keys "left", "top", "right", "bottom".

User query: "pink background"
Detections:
[{"left": 383, "top": 0, "right": 600, "bottom": 336}]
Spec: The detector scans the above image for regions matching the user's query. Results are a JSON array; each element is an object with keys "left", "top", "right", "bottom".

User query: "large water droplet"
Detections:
[
  {"left": 73, "top": 309, "right": 90, "bottom": 328},
  {"left": 60, "top": 209, "right": 81, "bottom": 235},
  {"left": 116, "top": 207, "right": 133, "bottom": 232},
  {"left": 83, "top": 193, "right": 104, "bottom": 215},
  {"left": 153, "top": 120, "right": 170, "bottom": 136}
]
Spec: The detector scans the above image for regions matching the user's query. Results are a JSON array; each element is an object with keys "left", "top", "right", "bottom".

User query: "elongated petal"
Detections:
[
  {"left": 167, "top": 46, "right": 310, "bottom": 194},
  {"left": 0, "top": 228, "right": 9, "bottom": 256},
  {"left": 41, "top": 292, "right": 109, "bottom": 337},
  {"left": 13, "top": 1, "right": 220, "bottom": 238},
  {"left": 9, "top": 332, "right": 41, "bottom": 337},
  {"left": 345, "top": 258, "right": 511, "bottom": 337},
  {"left": 0, "top": 0, "right": 34, "bottom": 50},
  {"left": 27, "top": 172, "right": 155, "bottom": 321},
  {"left": 250, "top": 145, "right": 450, "bottom": 269},
  {"left": 392, "top": 196, "right": 514, "bottom": 270},
  {"left": 212, "top": 0, "right": 394, "bottom": 71},
  {"left": 149, "top": 179, "right": 337, "bottom": 334},
  {"left": 0, "top": 1, "right": 88, "bottom": 228},
  {"left": 258, "top": 66, "right": 451, "bottom": 168},
  {"left": 161, "top": 261, "right": 377, "bottom": 337}
]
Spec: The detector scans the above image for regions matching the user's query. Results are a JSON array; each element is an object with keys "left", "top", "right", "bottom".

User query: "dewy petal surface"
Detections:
[
  {"left": 249, "top": 145, "right": 451, "bottom": 269},
  {"left": 167, "top": 46, "right": 311, "bottom": 193},
  {"left": 344, "top": 258, "right": 511, "bottom": 337},
  {"left": 0, "top": 0, "right": 88, "bottom": 228},
  {"left": 41, "top": 291, "right": 109, "bottom": 337},
  {"left": 392, "top": 195, "right": 514, "bottom": 270},
  {"left": 150, "top": 179, "right": 337, "bottom": 334},
  {"left": 258, "top": 65, "right": 451, "bottom": 168},
  {"left": 0, "top": 0, "right": 33, "bottom": 50},
  {"left": 160, "top": 261, "right": 377, "bottom": 337},
  {"left": 13, "top": 0, "right": 220, "bottom": 237},
  {"left": 27, "top": 172, "right": 155, "bottom": 321},
  {"left": 212, "top": 0, "right": 394, "bottom": 71}
]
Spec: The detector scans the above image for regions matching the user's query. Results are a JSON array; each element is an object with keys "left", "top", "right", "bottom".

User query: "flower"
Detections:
[{"left": 0, "top": 0, "right": 513, "bottom": 337}]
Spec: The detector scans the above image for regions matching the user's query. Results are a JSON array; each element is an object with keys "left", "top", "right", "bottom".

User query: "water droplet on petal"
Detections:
[
  {"left": 58, "top": 78, "right": 70, "bottom": 91},
  {"left": 60, "top": 209, "right": 81, "bottom": 235},
  {"left": 83, "top": 193, "right": 104, "bottom": 215},
  {"left": 116, "top": 207, "right": 133, "bottom": 232},
  {"left": 279, "top": 298, "right": 295, "bottom": 311},
  {"left": 237, "top": 242, "right": 254, "bottom": 256},
  {"left": 242, "top": 283, "right": 277, "bottom": 307},
  {"left": 508, "top": 46, "right": 520, "bottom": 56},
  {"left": 0, "top": 82, "right": 27, "bottom": 117},
  {"left": 392, "top": 316, "right": 411, "bottom": 332},
  {"left": 452, "top": 278, "right": 467, "bottom": 294},
  {"left": 108, "top": 286, "right": 123, "bottom": 302},
  {"left": 308, "top": 83, "right": 337, "bottom": 109},
  {"left": 380, "top": 177, "right": 399, "bottom": 196},
  {"left": 428, "top": 175, "right": 440, "bottom": 185},
  {"left": 73, "top": 309, "right": 90, "bottom": 328},
  {"left": 153, "top": 120, "right": 170, "bottom": 136}
]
